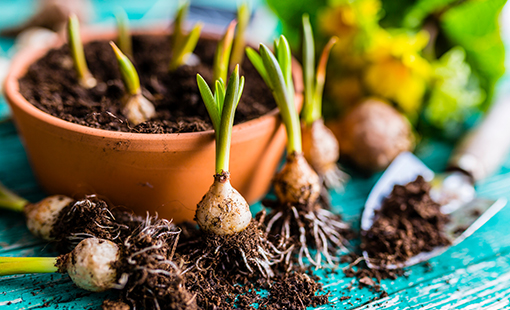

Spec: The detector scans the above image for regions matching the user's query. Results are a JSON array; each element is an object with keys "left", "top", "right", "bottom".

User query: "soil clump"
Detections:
[
  {"left": 112, "top": 216, "right": 196, "bottom": 310},
  {"left": 50, "top": 195, "right": 138, "bottom": 251}
]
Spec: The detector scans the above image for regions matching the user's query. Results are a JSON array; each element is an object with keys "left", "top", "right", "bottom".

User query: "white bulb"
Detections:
[
  {"left": 196, "top": 178, "right": 252, "bottom": 235},
  {"left": 25, "top": 195, "right": 74, "bottom": 241},
  {"left": 66, "top": 238, "right": 119, "bottom": 292},
  {"left": 122, "top": 93, "right": 156, "bottom": 125}
]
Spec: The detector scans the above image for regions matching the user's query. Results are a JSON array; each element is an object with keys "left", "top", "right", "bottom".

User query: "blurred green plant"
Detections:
[{"left": 266, "top": 0, "right": 506, "bottom": 137}]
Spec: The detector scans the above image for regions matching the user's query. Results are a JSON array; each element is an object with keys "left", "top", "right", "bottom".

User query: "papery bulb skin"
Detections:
[
  {"left": 302, "top": 119, "right": 340, "bottom": 176},
  {"left": 195, "top": 172, "right": 252, "bottom": 235},
  {"left": 338, "top": 98, "right": 415, "bottom": 172},
  {"left": 122, "top": 93, "right": 156, "bottom": 126},
  {"left": 66, "top": 238, "right": 119, "bottom": 292},
  {"left": 24, "top": 195, "right": 74, "bottom": 241},
  {"left": 273, "top": 152, "right": 321, "bottom": 206},
  {"left": 80, "top": 72, "right": 97, "bottom": 89}
]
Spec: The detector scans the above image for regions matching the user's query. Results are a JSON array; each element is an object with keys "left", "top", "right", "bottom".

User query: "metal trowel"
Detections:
[{"left": 361, "top": 97, "right": 510, "bottom": 269}]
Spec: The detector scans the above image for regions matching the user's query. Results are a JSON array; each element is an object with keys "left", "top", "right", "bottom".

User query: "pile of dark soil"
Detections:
[
  {"left": 19, "top": 35, "right": 276, "bottom": 133},
  {"left": 361, "top": 175, "right": 451, "bottom": 267},
  {"left": 178, "top": 218, "right": 330, "bottom": 310}
]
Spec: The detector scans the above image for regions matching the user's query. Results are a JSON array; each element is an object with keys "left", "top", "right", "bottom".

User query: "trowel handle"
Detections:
[{"left": 449, "top": 96, "right": 510, "bottom": 182}]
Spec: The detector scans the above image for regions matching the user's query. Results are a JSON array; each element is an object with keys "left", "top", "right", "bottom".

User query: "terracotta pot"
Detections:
[{"left": 5, "top": 28, "right": 303, "bottom": 223}]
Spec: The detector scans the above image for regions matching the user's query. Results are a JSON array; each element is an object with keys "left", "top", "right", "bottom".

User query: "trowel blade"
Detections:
[{"left": 361, "top": 152, "right": 507, "bottom": 269}]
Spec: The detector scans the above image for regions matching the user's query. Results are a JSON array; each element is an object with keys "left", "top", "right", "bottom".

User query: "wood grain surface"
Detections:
[{"left": 2, "top": 119, "right": 510, "bottom": 309}]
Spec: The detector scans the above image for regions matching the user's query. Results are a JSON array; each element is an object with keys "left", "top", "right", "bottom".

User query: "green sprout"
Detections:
[
  {"left": 213, "top": 20, "right": 237, "bottom": 85},
  {"left": 171, "top": 0, "right": 189, "bottom": 53},
  {"left": 230, "top": 2, "right": 251, "bottom": 69},
  {"left": 169, "top": 1, "right": 203, "bottom": 71},
  {"left": 0, "top": 239, "right": 120, "bottom": 292},
  {"left": 0, "top": 182, "right": 28, "bottom": 213},
  {"left": 0, "top": 257, "right": 57, "bottom": 276},
  {"left": 246, "top": 36, "right": 300, "bottom": 154},
  {"left": 111, "top": 41, "right": 140, "bottom": 95},
  {"left": 197, "top": 65, "right": 244, "bottom": 174},
  {"left": 115, "top": 8, "right": 132, "bottom": 57},
  {"left": 67, "top": 14, "right": 97, "bottom": 88},
  {"left": 195, "top": 66, "right": 283, "bottom": 276},
  {"left": 301, "top": 14, "right": 337, "bottom": 126},
  {"left": 248, "top": 35, "right": 350, "bottom": 268},
  {"left": 110, "top": 41, "right": 155, "bottom": 125}
]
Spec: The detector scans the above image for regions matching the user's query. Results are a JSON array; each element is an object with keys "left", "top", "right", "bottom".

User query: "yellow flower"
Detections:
[
  {"left": 319, "top": 0, "right": 381, "bottom": 53},
  {"left": 363, "top": 57, "right": 427, "bottom": 117},
  {"left": 361, "top": 28, "right": 431, "bottom": 117},
  {"left": 366, "top": 28, "right": 429, "bottom": 61}
]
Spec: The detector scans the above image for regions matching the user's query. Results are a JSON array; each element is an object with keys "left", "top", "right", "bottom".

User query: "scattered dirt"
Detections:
[
  {"left": 361, "top": 176, "right": 451, "bottom": 267},
  {"left": 19, "top": 35, "right": 276, "bottom": 133},
  {"left": 101, "top": 300, "right": 130, "bottom": 310},
  {"left": 260, "top": 270, "right": 329, "bottom": 310}
]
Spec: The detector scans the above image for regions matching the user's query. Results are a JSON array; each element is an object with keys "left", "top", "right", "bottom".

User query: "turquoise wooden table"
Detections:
[{"left": 1, "top": 1, "right": 510, "bottom": 309}]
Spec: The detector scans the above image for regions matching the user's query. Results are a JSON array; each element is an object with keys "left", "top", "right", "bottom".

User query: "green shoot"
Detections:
[
  {"left": 312, "top": 37, "right": 337, "bottom": 122},
  {"left": 169, "top": 1, "right": 203, "bottom": 71},
  {"left": 245, "top": 47, "right": 269, "bottom": 85},
  {"left": 301, "top": 15, "right": 337, "bottom": 125},
  {"left": 67, "top": 14, "right": 96, "bottom": 88},
  {"left": 115, "top": 8, "right": 132, "bottom": 57},
  {"left": 0, "top": 257, "right": 57, "bottom": 276},
  {"left": 213, "top": 20, "right": 237, "bottom": 85},
  {"left": 110, "top": 41, "right": 140, "bottom": 96},
  {"left": 301, "top": 14, "right": 315, "bottom": 125},
  {"left": 197, "top": 65, "right": 245, "bottom": 174},
  {"left": 274, "top": 36, "right": 295, "bottom": 103},
  {"left": 0, "top": 182, "right": 28, "bottom": 212},
  {"left": 246, "top": 37, "right": 301, "bottom": 153},
  {"left": 169, "top": 23, "right": 203, "bottom": 71},
  {"left": 230, "top": 2, "right": 251, "bottom": 69},
  {"left": 171, "top": 0, "right": 189, "bottom": 55}
]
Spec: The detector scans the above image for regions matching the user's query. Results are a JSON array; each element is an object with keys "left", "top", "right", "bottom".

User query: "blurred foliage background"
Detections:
[{"left": 266, "top": 0, "right": 507, "bottom": 140}]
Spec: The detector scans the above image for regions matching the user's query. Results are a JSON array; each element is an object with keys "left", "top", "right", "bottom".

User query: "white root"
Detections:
[
  {"left": 266, "top": 205, "right": 350, "bottom": 268},
  {"left": 195, "top": 174, "right": 252, "bottom": 235},
  {"left": 66, "top": 238, "right": 119, "bottom": 292},
  {"left": 24, "top": 195, "right": 74, "bottom": 241},
  {"left": 122, "top": 93, "right": 156, "bottom": 126}
]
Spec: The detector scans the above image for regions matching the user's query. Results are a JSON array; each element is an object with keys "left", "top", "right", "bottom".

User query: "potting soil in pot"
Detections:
[{"left": 19, "top": 35, "right": 276, "bottom": 133}]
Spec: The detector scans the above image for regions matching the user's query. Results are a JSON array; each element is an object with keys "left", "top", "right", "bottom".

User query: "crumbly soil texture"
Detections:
[
  {"left": 361, "top": 175, "right": 451, "bottom": 267},
  {"left": 19, "top": 35, "right": 276, "bottom": 133},
  {"left": 178, "top": 218, "right": 330, "bottom": 310},
  {"left": 334, "top": 176, "right": 450, "bottom": 301},
  {"left": 50, "top": 195, "right": 139, "bottom": 251},
  {"left": 112, "top": 215, "right": 196, "bottom": 310}
]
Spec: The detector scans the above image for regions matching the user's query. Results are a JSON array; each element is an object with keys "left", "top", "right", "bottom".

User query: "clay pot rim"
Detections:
[{"left": 5, "top": 27, "right": 298, "bottom": 144}]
